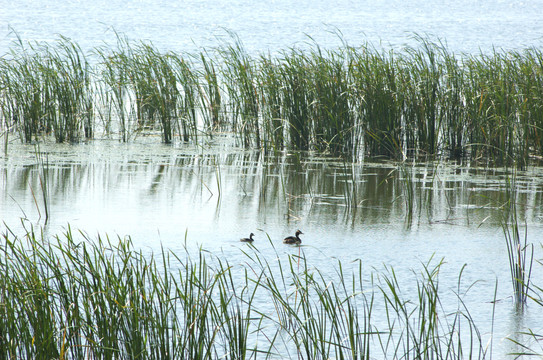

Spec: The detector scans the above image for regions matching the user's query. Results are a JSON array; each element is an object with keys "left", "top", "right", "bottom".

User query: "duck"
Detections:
[
  {"left": 240, "top": 233, "right": 255, "bottom": 242},
  {"left": 283, "top": 230, "right": 303, "bottom": 244}
]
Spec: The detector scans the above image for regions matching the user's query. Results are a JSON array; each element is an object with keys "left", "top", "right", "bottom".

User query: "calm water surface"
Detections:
[
  {"left": 2, "top": 138, "right": 543, "bottom": 357},
  {"left": 1, "top": 0, "right": 542, "bottom": 54},
  {"left": 2, "top": 0, "right": 543, "bottom": 357}
]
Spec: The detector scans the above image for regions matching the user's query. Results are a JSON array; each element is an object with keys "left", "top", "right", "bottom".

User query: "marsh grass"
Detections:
[
  {"left": 33, "top": 145, "right": 50, "bottom": 223},
  {"left": 0, "top": 35, "right": 92, "bottom": 144},
  {"left": 501, "top": 171, "right": 534, "bottom": 308},
  {"left": 94, "top": 35, "right": 133, "bottom": 141},
  {"left": 258, "top": 56, "right": 284, "bottom": 153},
  {"left": 2, "top": 33, "right": 543, "bottom": 164},
  {"left": 220, "top": 33, "right": 261, "bottom": 148},
  {"left": 199, "top": 52, "right": 223, "bottom": 132},
  {"left": 378, "top": 260, "right": 489, "bottom": 360},
  {"left": 0, "top": 223, "right": 511, "bottom": 359},
  {"left": 348, "top": 44, "right": 404, "bottom": 158}
]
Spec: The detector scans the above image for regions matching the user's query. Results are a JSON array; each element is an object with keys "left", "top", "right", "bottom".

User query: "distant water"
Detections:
[{"left": 1, "top": 0, "right": 542, "bottom": 55}]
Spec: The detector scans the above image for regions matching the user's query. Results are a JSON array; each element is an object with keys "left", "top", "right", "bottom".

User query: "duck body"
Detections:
[
  {"left": 283, "top": 230, "right": 303, "bottom": 244},
  {"left": 240, "top": 233, "right": 255, "bottom": 242}
]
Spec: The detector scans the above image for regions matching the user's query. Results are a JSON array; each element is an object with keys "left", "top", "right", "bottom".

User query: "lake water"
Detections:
[
  {"left": 2, "top": 137, "right": 543, "bottom": 357},
  {"left": 2, "top": 0, "right": 543, "bottom": 358},
  {"left": 1, "top": 0, "right": 543, "bottom": 55}
]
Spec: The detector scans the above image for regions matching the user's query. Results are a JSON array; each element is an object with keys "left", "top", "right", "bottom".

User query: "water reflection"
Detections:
[
  {"left": 3, "top": 140, "right": 543, "bottom": 235},
  {"left": 2, "top": 139, "right": 543, "bottom": 358}
]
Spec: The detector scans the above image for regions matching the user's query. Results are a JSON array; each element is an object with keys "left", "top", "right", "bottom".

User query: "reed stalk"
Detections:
[
  {"left": 2, "top": 32, "right": 543, "bottom": 161},
  {"left": 258, "top": 55, "right": 284, "bottom": 152},
  {"left": 170, "top": 54, "right": 199, "bottom": 142},
  {"left": 0, "top": 223, "right": 498, "bottom": 359},
  {"left": 501, "top": 171, "right": 534, "bottom": 308},
  {"left": 198, "top": 53, "right": 222, "bottom": 131},
  {"left": 279, "top": 50, "right": 311, "bottom": 151},
  {"left": 220, "top": 33, "right": 261, "bottom": 148},
  {"left": 33, "top": 144, "right": 50, "bottom": 223},
  {"left": 348, "top": 45, "right": 403, "bottom": 158}
]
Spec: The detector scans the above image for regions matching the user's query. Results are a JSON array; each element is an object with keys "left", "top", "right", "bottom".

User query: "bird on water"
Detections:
[
  {"left": 283, "top": 230, "right": 303, "bottom": 244},
  {"left": 240, "top": 233, "right": 255, "bottom": 242}
]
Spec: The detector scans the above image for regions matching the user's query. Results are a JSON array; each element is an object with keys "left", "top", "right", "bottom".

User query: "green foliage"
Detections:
[
  {"left": 2, "top": 33, "right": 543, "bottom": 164},
  {"left": 0, "top": 224, "right": 503, "bottom": 359}
]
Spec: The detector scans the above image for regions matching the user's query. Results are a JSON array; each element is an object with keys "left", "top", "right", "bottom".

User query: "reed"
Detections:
[
  {"left": 278, "top": 49, "right": 312, "bottom": 151},
  {"left": 0, "top": 224, "right": 502, "bottom": 359},
  {"left": 403, "top": 36, "right": 443, "bottom": 157},
  {"left": 130, "top": 43, "right": 179, "bottom": 143},
  {"left": 348, "top": 45, "right": 403, "bottom": 158},
  {"left": 0, "top": 227, "right": 504, "bottom": 359},
  {"left": 45, "top": 36, "right": 93, "bottom": 143},
  {"left": 170, "top": 54, "right": 199, "bottom": 142},
  {"left": 0, "top": 35, "right": 93, "bottom": 144},
  {"left": 309, "top": 46, "right": 355, "bottom": 156},
  {"left": 501, "top": 171, "right": 534, "bottom": 307},
  {"left": 2, "top": 32, "right": 543, "bottom": 161},
  {"left": 33, "top": 144, "right": 50, "bottom": 223},
  {"left": 94, "top": 34, "right": 133, "bottom": 141},
  {"left": 198, "top": 52, "right": 223, "bottom": 131},
  {"left": 258, "top": 56, "right": 284, "bottom": 152},
  {"left": 377, "top": 259, "right": 487, "bottom": 359},
  {"left": 1, "top": 38, "right": 47, "bottom": 143},
  {"left": 220, "top": 33, "right": 261, "bottom": 148}
]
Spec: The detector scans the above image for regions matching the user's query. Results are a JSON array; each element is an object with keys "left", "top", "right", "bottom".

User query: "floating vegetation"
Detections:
[{"left": 1, "top": 33, "right": 543, "bottom": 165}]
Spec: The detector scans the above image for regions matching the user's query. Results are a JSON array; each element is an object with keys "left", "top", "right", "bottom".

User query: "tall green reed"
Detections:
[
  {"left": 43, "top": 36, "right": 93, "bottom": 143},
  {"left": 0, "top": 224, "right": 497, "bottom": 359},
  {"left": 170, "top": 54, "right": 199, "bottom": 142},
  {"left": 348, "top": 45, "right": 403, "bottom": 158},
  {"left": 258, "top": 56, "right": 284, "bottom": 152},
  {"left": 95, "top": 36, "right": 200, "bottom": 143},
  {"left": 501, "top": 171, "right": 534, "bottom": 307},
  {"left": 377, "top": 259, "right": 487, "bottom": 360},
  {"left": 198, "top": 52, "right": 223, "bottom": 131},
  {"left": 1, "top": 38, "right": 47, "bottom": 143},
  {"left": 309, "top": 46, "right": 355, "bottom": 156},
  {"left": 220, "top": 33, "right": 261, "bottom": 148},
  {"left": 131, "top": 43, "right": 180, "bottom": 143},
  {"left": 33, "top": 145, "right": 50, "bottom": 223},
  {"left": 279, "top": 50, "right": 312, "bottom": 151},
  {"left": 3, "top": 32, "right": 543, "bottom": 162},
  {"left": 94, "top": 34, "right": 133, "bottom": 141},
  {"left": 403, "top": 36, "right": 443, "bottom": 156},
  {"left": 0, "top": 35, "right": 93, "bottom": 144}
]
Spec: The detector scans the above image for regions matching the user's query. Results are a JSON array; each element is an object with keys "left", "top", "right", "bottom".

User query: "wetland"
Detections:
[{"left": 1, "top": 23, "right": 543, "bottom": 358}]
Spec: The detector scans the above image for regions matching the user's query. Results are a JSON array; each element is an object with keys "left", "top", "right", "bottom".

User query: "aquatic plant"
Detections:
[
  {"left": 94, "top": 34, "right": 134, "bottom": 141},
  {"left": 0, "top": 223, "right": 503, "bottom": 359},
  {"left": 220, "top": 33, "right": 261, "bottom": 148},
  {"left": 348, "top": 44, "right": 404, "bottom": 158},
  {"left": 501, "top": 171, "right": 534, "bottom": 307},
  {"left": 0, "top": 35, "right": 93, "bottom": 144},
  {"left": 2, "top": 33, "right": 543, "bottom": 163},
  {"left": 258, "top": 56, "right": 285, "bottom": 152},
  {"left": 198, "top": 52, "right": 223, "bottom": 132},
  {"left": 33, "top": 145, "right": 50, "bottom": 223}
]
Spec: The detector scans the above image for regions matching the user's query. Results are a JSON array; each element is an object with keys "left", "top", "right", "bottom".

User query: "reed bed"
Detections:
[
  {"left": 2, "top": 34, "right": 543, "bottom": 164},
  {"left": 93, "top": 35, "right": 200, "bottom": 143},
  {"left": 1, "top": 223, "right": 525, "bottom": 359},
  {"left": 0, "top": 35, "right": 93, "bottom": 143}
]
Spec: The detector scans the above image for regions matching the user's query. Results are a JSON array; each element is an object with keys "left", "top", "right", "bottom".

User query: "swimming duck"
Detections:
[
  {"left": 240, "top": 233, "right": 255, "bottom": 242},
  {"left": 283, "top": 230, "right": 303, "bottom": 244}
]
